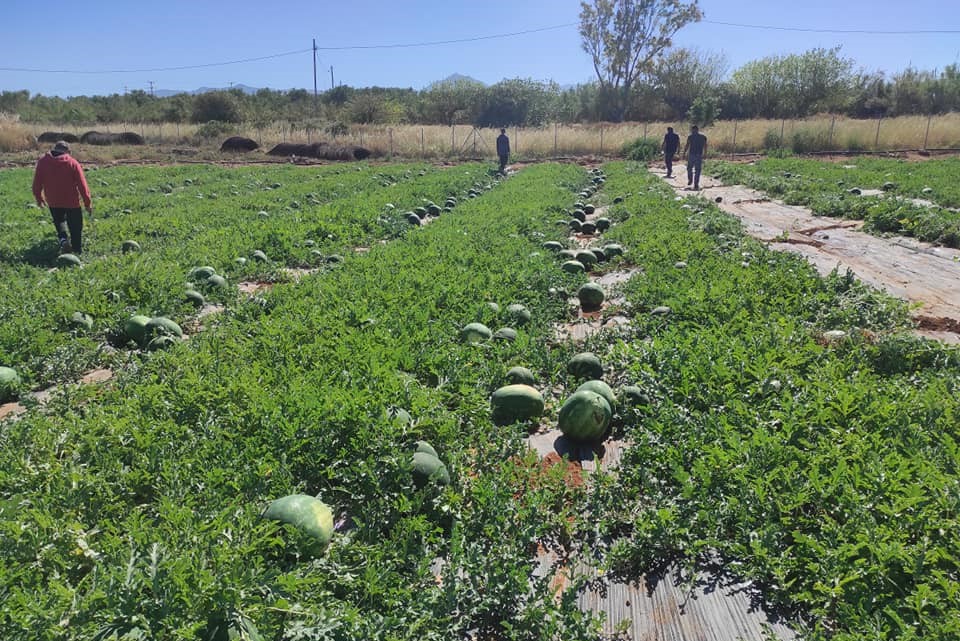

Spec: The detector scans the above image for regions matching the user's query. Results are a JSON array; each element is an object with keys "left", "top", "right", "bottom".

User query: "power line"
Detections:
[
  {"left": 0, "top": 23, "right": 577, "bottom": 75},
  {"left": 314, "top": 23, "right": 576, "bottom": 50},
  {"left": 702, "top": 19, "right": 960, "bottom": 35},
  {"left": 0, "top": 48, "right": 311, "bottom": 74}
]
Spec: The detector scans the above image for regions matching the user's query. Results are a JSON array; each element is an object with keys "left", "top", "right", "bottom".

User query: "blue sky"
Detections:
[{"left": 1, "top": 0, "right": 957, "bottom": 97}]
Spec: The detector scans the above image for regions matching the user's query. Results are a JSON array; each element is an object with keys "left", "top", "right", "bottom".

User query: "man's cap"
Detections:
[{"left": 52, "top": 140, "right": 70, "bottom": 154}]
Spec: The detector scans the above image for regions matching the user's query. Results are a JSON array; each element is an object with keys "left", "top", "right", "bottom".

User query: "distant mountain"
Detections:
[
  {"left": 154, "top": 84, "right": 261, "bottom": 97},
  {"left": 431, "top": 73, "right": 486, "bottom": 87}
]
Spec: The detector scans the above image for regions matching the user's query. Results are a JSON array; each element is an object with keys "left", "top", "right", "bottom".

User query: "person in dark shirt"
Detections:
[
  {"left": 682, "top": 125, "right": 707, "bottom": 190},
  {"left": 661, "top": 127, "right": 680, "bottom": 177},
  {"left": 496, "top": 129, "right": 510, "bottom": 174}
]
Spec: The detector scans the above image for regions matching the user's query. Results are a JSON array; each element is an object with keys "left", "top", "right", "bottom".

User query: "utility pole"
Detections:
[
  {"left": 312, "top": 38, "right": 318, "bottom": 114},
  {"left": 330, "top": 66, "right": 334, "bottom": 90},
  {"left": 148, "top": 80, "right": 154, "bottom": 96}
]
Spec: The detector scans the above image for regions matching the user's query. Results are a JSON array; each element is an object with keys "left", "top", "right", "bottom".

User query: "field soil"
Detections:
[{"left": 652, "top": 163, "right": 960, "bottom": 344}]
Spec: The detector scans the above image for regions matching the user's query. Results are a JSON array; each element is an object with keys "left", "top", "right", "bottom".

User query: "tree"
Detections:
[
  {"left": 653, "top": 48, "right": 727, "bottom": 119},
  {"left": 191, "top": 92, "right": 241, "bottom": 123},
  {"left": 420, "top": 79, "right": 484, "bottom": 125},
  {"left": 579, "top": 0, "right": 701, "bottom": 121}
]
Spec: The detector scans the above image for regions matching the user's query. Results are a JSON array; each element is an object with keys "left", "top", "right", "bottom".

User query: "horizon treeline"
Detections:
[{"left": 2, "top": 48, "right": 958, "bottom": 129}]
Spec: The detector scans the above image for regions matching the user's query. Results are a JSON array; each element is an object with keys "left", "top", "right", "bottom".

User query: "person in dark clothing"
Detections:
[
  {"left": 32, "top": 141, "right": 93, "bottom": 254},
  {"left": 496, "top": 128, "right": 510, "bottom": 174},
  {"left": 661, "top": 127, "right": 680, "bottom": 177},
  {"left": 682, "top": 125, "right": 708, "bottom": 190}
]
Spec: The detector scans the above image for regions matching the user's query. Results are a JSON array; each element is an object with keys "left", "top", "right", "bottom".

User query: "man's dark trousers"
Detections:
[
  {"left": 50, "top": 207, "right": 83, "bottom": 254},
  {"left": 687, "top": 154, "right": 703, "bottom": 189},
  {"left": 665, "top": 147, "right": 678, "bottom": 176}
]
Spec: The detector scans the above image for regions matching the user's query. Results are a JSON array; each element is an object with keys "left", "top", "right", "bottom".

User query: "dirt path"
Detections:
[{"left": 652, "top": 164, "right": 960, "bottom": 344}]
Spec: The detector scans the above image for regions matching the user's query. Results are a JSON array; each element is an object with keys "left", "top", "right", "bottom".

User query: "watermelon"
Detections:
[
  {"left": 612, "top": 196, "right": 624, "bottom": 204},
  {"left": 595, "top": 218, "right": 611, "bottom": 231},
  {"left": 485, "top": 301, "right": 500, "bottom": 314},
  {"left": 124, "top": 314, "right": 151, "bottom": 344},
  {"left": 584, "top": 204, "right": 596, "bottom": 215},
  {"left": 414, "top": 440, "right": 439, "bottom": 458},
  {"left": 576, "top": 379, "right": 617, "bottom": 415},
  {"left": 505, "top": 366, "right": 536, "bottom": 386},
  {"left": 0, "top": 366, "right": 20, "bottom": 402},
  {"left": 580, "top": 222, "right": 597, "bottom": 235},
  {"left": 574, "top": 251, "right": 597, "bottom": 269},
  {"left": 591, "top": 248, "right": 606, "bottom": 262},
  {"left": 185, "top": 289, "right": 206, "bottom": 307},
  {"left": 406, "top": 213, "right": 422, "bottom": 226},
  {"left": 303, "top": 239, "right": 316, "bottom": 247},
  {"left": 427, "top": 203, "right": 442, "bottom": 216},
  {"left": 461, "top": 322, "right": 492, "bottom": 344},
  {"left": 506, "top": 304, "right": 531, "bottom": 326},
  {"left": 621, "top": 385, "right": 648, "bottom": 407},
  {"left": 189, "top": 266, "right": 217, "bottom": 280},
  {"left": 206, "top": 274, "right": 228, "bottom": 289},
  {"left": 558, "top": 249, "right": 578, "bottom": 260},
  {"left": 262, "top": 494, "right": 334, "bottom": 554},
  {"left": 569, "top": 219, "right": 583, "bottom": 232},
  {"left": 70, "top": 311, "right": 93, "bottom": 330},
  {"left": 146, "top": 316, "right": 183, "bottom": 338},
  {"left": 571, "top": 209, "right": 586, "bottom": 222},
  {"left": 602, "top": 244, "right": 624, "bottom": 258},
  {"left": 578, "top": 283, "right": 605, "bottom": 311},
  {"left": 121, "top": 240, "right": 141, "bottom": 253},
  {"left": 414, "top": 206, "right": 428, "bottom": 218},
  {"left": 558, "top": 390, "right": 611, "bottom": 442},
  {"left": 387, "top": 406, "right": 413, "bottom": 426},
  {"left": 234, "top": 257, "right": 247, "bottom": 266},
  {"left": 57, "top": 253, "right": 82, "bottom": 268},
  {"left": 651, "top": 306, "right": 671, "bottom": 316},
  {"left": 251, "top": 250, "right": 268, "bottom": 262},
  {"left": 491, "top": 384, "right": 544, "bottom": 426},
  {"left": 542, "top": 241, "right": 564, "bottom": 252},
  {"left": 412, "top": 451, "right": 451, "bottom": 486},
  {"left": 561, "top": 260, "right": 585, "bottom": 274},
  {"left": 493, "top": 327, "right": 518, "bottom": 341},
  {"left": 567, "top": 352, "right": 603, "bottom": 380}
]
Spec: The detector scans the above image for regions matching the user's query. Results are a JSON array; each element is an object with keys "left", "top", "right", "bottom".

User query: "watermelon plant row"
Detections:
[
  {"left": 0, "top": 162, "right": 492, "bottom": 391},
  {"left": 578, "top": 161, "right": 960, "bottom": 640},
  {"left": 708, "top": 156, "right": 960, "bottom": 246},
  {"left": 0, "top": 163, "right": 612, "bottom": 640}
]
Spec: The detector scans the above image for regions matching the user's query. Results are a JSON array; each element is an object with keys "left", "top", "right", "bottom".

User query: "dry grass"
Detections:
[{"left": 6, "top": 113, "right": 960, "bottom": 162}]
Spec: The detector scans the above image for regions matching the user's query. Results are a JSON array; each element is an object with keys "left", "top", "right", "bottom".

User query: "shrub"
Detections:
[
  {"left": 191, "top": 92, "right": 241, "bottom": 124},
  {"left": 790, "top": 128, "right": 830, "bottom": 154},
  {"left": 195, "top": 120, "right": 234, "bottom": 140},
  {"left": 621, "top": 137, "right": 660, "bottom": 161}
]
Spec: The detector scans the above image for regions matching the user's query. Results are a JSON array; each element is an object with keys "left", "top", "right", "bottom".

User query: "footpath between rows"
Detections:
[{"left": 652, "top": 164, "right": 960, "bottom": 344}]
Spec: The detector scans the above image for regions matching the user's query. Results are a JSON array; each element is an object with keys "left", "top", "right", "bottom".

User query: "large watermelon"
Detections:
[
  {"left": 567, "top": 352, "right": 603, "bottom": 380},
  {"left": 461, "top": 322, "right": 492, "bottom": 344},
  {"left": 576, "top": 379, "right": 617, "bottom": 415},
  {"left": 578, "top": 283, "right": 605, "bottom": 312},
  {"left": 262, "top": 494, "right": 334, "bottom": 555},
  {"left": 146, "top": 316, "right": 183, "bottom": 339},
  {"left": 124, "top": 314, "right": 152, "bottom": 344},
  {"left": 491, "top": 384, "right": 544, "bottom": 426},
  {"left": 506, "top": 304, "right": 531, "bottom": 326},
  {"left": 505, "top": 366, "right": 536, "bottom": 386},
  {"left": 121, "top": 240, "right": 141, "bottom": 253},
  {"left": 558, "top": 390, "right": 611, "bottom": 442},
  {"left": 412, "top": 451, "right": 451, "bottom": 486},
  {"left": 57, "top": 253, "right": 82, "bottom": 268},
  {"left": 0, "top": 366, "right": 21, "bottom": 402}
]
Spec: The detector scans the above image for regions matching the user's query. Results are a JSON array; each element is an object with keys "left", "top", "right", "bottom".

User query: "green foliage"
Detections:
[
  {"left": 190, "top": 92, "right": 241, "bottom": 124},
  {"left": 686, "top": 95, "right": 721, "bottom": 127},
  {"left": 621, "top": 136, "right": 660, "bottom": 161},
  {"left": 194, "top": 120, "right": 235, "bottom": 139}
]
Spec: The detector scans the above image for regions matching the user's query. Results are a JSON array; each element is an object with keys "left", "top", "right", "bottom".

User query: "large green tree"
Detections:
[{"left": 579, "top": 0, "right": 701, "bottom": 121}]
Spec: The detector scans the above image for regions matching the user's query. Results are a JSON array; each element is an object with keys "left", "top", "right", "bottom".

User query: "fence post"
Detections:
[
  {"left": 389, "top": 128, "right": 394, "bottom": 157},
  {"left": 360, "top": 127, "right": 364, "bottom": 146},
  {"left": 177, "top": 122, "right": 180, "bottom": 138},
  {"left": 643, "top": 121, "right": 648, "bottom": 139},
  {"left": 731, "top": 120, "right": 737, "bottom": 159},
  {"left": 600, "top": 124, "right": 604, "bottom": 155},
  {"left": 472, "top": 129, "right": 477, "bottom": 155},
  {"left": 451, "top": 126, "right": 455, "bottom": 155},
  {"left": 420, "top": 127, "right": 424, "bottom": 156},
  {"left": 779, "top": 118, "right": 785, "bottom": 149},
  {"left": 515, "top": 127, "right": 519, "bottom": 155},
  {"left": 828, "top": 116, "right": 835, "bottom": 149},
  {"left": 923, "top": 114, "right": 932, "bottom": 150},
  {"left": 874, "top": 115, "right": 882, "bottom": 149},
  {"left": 554, "top": 123, "right": 558, "bottom": 157}
]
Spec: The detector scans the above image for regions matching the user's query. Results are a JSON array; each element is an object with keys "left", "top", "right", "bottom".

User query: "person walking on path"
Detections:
[
  {"left": 496, "top": 128, "right": 510, "bottom": 174},
  {"left": 661, "top": 127, "right": 680, "bottom": 178},
  {"left": 682, "top": 125, "right": 707, "bottom": 190},
  {"left": 32, "top": 141, "right": 93, "bottom": 254}
]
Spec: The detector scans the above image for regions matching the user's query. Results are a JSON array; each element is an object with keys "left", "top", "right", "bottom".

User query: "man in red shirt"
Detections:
[{"left": 32, "top": 141, "right": 93, "bottom": 254}]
